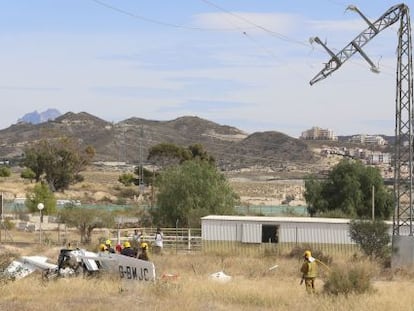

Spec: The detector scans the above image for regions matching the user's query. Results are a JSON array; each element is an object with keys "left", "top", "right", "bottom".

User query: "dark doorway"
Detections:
[{"left": 262, "top": 225, "right": 279, "bottom": 243}]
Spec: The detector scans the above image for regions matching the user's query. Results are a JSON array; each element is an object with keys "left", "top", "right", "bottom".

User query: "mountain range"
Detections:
[{"left": 0, "top": 112, "right": 323, "bottom": 175}]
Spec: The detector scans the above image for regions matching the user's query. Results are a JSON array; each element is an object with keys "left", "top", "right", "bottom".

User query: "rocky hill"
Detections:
[{"left": 0, "top": 112, "right": 321, "bottom": 175}]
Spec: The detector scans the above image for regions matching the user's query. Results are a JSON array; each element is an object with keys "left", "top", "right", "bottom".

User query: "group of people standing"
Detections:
[{"left": 99, "top": 227, "right": 163, "bottom": 261}]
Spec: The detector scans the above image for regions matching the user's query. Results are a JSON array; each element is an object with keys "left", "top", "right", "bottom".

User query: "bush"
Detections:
[
  {"left": 20, "top": 168, "right": 36, "bottom": 181},
  {"left": 118, "top": 173, "right": 136, "bottom": 187},
  {"left": 349, "top": 219, "right": 391, "bottom": 260},
  {"left": 0, "top": 166, "right": 11, "bottom": 177},
  {"left": 323, "top": 262, "right": 374, "bottom": 295}
]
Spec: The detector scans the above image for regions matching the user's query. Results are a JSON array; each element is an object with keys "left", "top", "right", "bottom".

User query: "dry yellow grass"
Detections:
[{"left": 1, "top": 247, "right": 414, "bottom": 311}]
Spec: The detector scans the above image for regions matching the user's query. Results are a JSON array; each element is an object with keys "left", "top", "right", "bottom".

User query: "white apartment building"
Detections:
[
  {"left": 367, "top": 152, "right": 391, "bottom": 165},
  {"left": 350, "top": 134, "right": 387, "bottom": 145},
  {"left": 300, "top": 126, "right": 337, "bottom": 141}
]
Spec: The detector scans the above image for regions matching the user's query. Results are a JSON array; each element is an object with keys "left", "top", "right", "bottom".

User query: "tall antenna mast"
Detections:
[{"left": 309, "top": 4, "right": 413, "bottom": 267}]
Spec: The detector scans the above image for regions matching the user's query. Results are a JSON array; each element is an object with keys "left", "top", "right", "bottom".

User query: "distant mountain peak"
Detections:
[
  {"left": 54, "top": 111, "right": 111, "bottom": 126},
  {"left": 18, "top": 108, "right": 61, "bottom": 124}
]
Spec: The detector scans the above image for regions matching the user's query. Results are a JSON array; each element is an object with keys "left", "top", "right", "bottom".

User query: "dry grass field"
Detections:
[{"left": 1, "top": 244, "right": 414, "bottom": 311}]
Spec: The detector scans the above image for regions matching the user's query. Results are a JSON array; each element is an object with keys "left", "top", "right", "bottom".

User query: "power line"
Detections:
[
  {"left": 91, "top": 0, "right": 395, "bottom": 77},
  {"left": 197, "top": 0, "right": 397, "bottom": 79},
  {"left": 199, "top": 0, "right": 310, "bottom": 48},
  {"left": 90, "top": 0, "right": 252, "bottom": 32}
]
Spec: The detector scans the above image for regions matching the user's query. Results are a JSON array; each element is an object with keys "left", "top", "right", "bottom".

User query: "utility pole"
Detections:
[
  {"left": 372, "top": 185, "right": 375, "bottom": 221},
  {"left": 309, "top": 4, "right": 413, "bottom": 267},
  {"left": 139, "top": 125, "right": 145, "bottom": 195}
]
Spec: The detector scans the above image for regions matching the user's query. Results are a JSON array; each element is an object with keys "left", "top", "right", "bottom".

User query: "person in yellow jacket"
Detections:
[{"left": 300, "top": 250, "right": 318, "bottom": 294}]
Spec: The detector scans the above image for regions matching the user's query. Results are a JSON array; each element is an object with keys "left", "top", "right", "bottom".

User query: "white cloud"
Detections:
[
  {"left": 306, "top": 18, "right": 366, "bottom": 32},
  {"left": 192, "top": 12, "right": 301, "bottom": 34}
]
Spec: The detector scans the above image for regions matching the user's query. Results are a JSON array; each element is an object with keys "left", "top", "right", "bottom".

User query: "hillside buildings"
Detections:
[
  {"left": 349, "top": 134, "right": 387, "bottom": 145},
  {"left": 300, "top": 126, "right": 337, "bottom": 141},
  {"left": 300, "top": 127, "right": 387, "bottom": 147}
]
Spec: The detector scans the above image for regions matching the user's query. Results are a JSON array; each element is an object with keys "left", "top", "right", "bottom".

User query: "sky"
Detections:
[{"left": 0, "top": 0, "right": 412, "bottom": 138}]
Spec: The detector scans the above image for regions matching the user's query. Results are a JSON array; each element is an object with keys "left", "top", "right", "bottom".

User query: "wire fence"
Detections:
[{"left": 1, "top": 222, "right": 360, "bottom": 257}]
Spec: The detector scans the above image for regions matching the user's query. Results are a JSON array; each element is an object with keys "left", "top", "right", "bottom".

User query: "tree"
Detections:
[
  {"left": 0, "top": 166, "right": 11, "bottom": 177},
  {"left": 147, "top": 143, "right": 191, "bottom": 168},
  {"left": 23, "top": 137, "right": 95, "bottom": 192},
  {"left": 147, "top": 143, "right": 215, "bottom": 168},
  {"left": 25, "top": 182, "right": 57, "bottom": 216},
  {"left": 349, "top": 219, "right": 391, "bottom": 259},
  {"left": 304, "top": 175, "right": 326, "bottom": 217},
  {"left": 188, "top": 143, "right": 215, "bottom": 164},
  {"left": 153, "top": 160, "right": 238, "bottom": 227},
  {"left": 58, "top": 206, "right": 114, "bottom": 244},
  {"left": 304, "top": 159, "right": 393, "bottom": 219}
]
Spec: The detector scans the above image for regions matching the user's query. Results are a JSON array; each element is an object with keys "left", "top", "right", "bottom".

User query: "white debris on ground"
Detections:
[{"left": 209, "top": 271, "right": 232, "bottom": 283}]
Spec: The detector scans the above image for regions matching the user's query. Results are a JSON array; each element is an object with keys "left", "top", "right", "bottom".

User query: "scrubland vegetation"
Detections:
[{"left": 1, "top": 244, "right": 414, "bottom": 311}]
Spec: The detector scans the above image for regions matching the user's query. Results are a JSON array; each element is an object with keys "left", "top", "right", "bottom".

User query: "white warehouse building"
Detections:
[{"left": 201, "top": 215, "right": 394, "bottom": 246}]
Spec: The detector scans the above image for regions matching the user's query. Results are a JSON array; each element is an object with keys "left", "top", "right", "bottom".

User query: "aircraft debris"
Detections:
[
  {"left": 209, "top": 271, "right": 232, "bottom": 283},
  {"left": 4, "top": 248, "right": 156, "bottom": 282},
  {"left": 268, "top": 264, "right": 279, "bottom": 271}
]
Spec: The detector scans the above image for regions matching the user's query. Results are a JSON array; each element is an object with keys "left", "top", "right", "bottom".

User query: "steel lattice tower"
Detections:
[
  {"left": 309, "top": 4, "right": 413, "bottom": 261},
  {"left": 393, "top": 7, "right": 413, "bottom": 236}
]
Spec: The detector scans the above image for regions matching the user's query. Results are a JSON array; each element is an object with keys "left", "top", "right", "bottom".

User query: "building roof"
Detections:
[{"left": 201, "top": 215, "right": 351, "bottom": 224}]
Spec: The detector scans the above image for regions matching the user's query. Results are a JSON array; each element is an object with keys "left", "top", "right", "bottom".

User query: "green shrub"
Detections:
[
  {"left": 323, "top": 262, "right": 374, "bottom": 295},
  {"left": 20, "top": 167, "right": 36, "bottom": 181},
  {"left": 118, "top": 173, "right": 136, "bottom": 186},
  {"left": 0, "top": 166, "right": 11, "bottom": 177},
  {"left": 349, "top": 219, "right": 391, "bottom": 260}
]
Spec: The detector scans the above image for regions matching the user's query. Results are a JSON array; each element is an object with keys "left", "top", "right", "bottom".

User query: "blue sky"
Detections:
[{"left": 0, "top": 0, "right": 411, "bottom": 137}]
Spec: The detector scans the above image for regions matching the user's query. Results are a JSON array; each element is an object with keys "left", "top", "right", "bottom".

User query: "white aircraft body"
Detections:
[
  {"left": 4, "top": 248, "right": 156, "bottom": 282},
  {"left": 5, "top": 256, "right": 58, "bottom": 280}
]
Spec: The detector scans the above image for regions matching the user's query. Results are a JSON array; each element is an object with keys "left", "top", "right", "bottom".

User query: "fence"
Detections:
[
  {"left": 1, "top": 223, "right": 362, "bottom": 257},
  {"left": 108, "top": 227, "right": 202, "bottom": 253},
  {"left": 235, "top": 205, "right": 308, "bottom": 216},
  {"left": 202, "top": 240, "right": 359, "bottom": 257}
]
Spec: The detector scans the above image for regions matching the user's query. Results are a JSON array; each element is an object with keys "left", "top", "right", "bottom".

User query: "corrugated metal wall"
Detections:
[
  {"left": 201, "top": 220, "right": 238, "bottom": 241},
  {"left": 202, "top": 218, "right": 354, "bottom": 245},
  {"left": 279, "top": 222, "right": 352, "bottom": 244},
  {"left": 241, "top": 223, "right": 262, "bottom": 243}
]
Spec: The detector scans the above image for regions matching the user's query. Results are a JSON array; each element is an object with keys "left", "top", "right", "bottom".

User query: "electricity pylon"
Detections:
[{"left": 309, "top": 4, "right": 413, "bottom": 266}]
